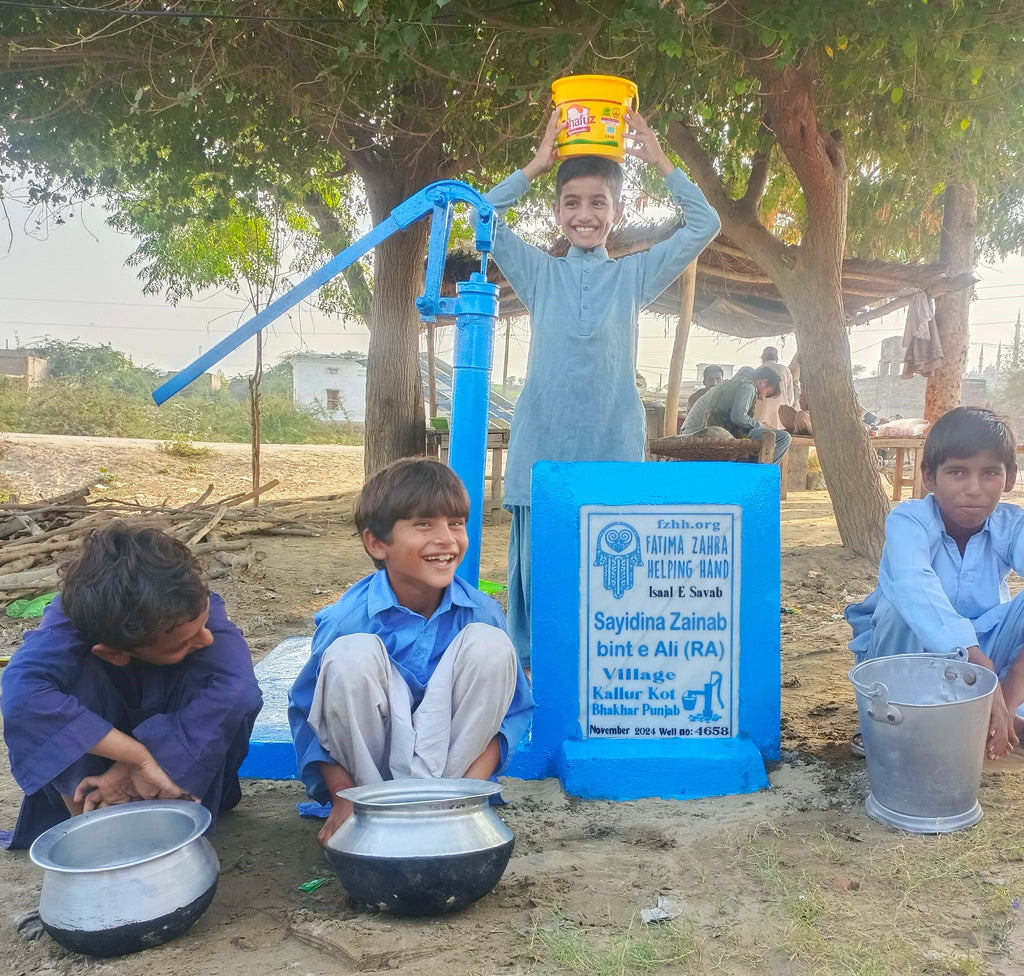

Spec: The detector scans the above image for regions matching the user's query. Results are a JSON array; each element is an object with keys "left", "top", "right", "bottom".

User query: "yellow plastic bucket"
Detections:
[{"left": 552, "top": 74, "right": 638, "bottom": 162}]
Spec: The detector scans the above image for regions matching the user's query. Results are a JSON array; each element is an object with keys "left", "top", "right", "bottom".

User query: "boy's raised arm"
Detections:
[
  {"left": 630, "top": 113, "right": 721, "bottom": 307},
  {"left": 624, "top": 109, "right": 674, "bottom": 178}
]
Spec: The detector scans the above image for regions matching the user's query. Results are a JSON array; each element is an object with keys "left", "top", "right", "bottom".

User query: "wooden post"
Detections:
[
  {"left": 663, "top": 261, "right": 698, "bottom": 436},
  {"left": 426, "top": 323, "right": 438, "bottom": 419}
]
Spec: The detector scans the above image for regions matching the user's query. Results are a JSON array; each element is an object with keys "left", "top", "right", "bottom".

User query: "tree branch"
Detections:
[
  {"left": 666, "top": 119, "right": 790, "bottom": 270},
  {"left": 739, "top": 143, "right": 772, "bottom": 214}
]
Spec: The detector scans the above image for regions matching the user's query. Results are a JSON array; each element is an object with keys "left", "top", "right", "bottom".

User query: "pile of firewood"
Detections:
[{"left": 0, "top": 478, "right": 325, "bottom": 607}]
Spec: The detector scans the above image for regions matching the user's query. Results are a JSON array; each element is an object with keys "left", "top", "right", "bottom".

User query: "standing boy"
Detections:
[
  {"left": 846, "top": 407, "right": 1024, "bottom": 759},
  {"left": 288, "top": 458, "right": 533, "bottom": 847},
  {"left": 1, "top": 522, "right": 262, "bottom": 849},
  {"left": 753, "top": 346, "right": 796, "bottom": 430},
  {"left": 488, "top": 108, "right": 721, "bottom": 667}
]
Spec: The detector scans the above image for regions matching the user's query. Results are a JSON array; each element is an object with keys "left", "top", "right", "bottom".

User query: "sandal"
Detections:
[{"left": 850, "top": 731, "right": 865, "bottom": 758}]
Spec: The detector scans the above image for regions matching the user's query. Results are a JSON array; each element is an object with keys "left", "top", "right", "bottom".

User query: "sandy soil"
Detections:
[{"left": 1, "top": 435, "right": 1023, "bottom": 976}]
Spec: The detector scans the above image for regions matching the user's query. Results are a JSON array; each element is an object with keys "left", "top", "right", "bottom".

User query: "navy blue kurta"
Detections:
[{"left": 1, "top": 593, "right": 262, "bottom": 849}]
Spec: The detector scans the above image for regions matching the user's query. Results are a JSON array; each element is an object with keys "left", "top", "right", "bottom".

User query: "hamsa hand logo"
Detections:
[{"left": 594, "top": 522, "right": 642, "bottom": 599}]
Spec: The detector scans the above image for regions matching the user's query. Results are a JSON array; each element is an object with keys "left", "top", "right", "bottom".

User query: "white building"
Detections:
[{"left": 290, "top": 352, "right": 366, "bottom": 423}]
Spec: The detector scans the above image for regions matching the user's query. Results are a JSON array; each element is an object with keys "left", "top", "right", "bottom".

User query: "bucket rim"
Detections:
[
  {"left": 848, "top": 653, "right": 997, "bottom": 707},
  {"left": 552, "top": 73, "right": 638, "bottom": 92}
]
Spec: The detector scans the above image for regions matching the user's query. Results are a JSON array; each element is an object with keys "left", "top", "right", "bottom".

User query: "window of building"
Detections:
[
  {"left": 326, "top": 389, "right": 341, "bottom": 411},
  {"left": 327, "top": 367, "right": 339, "bottom": 375}
]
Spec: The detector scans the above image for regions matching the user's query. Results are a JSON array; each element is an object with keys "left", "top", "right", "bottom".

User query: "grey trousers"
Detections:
[{"left": 308, "top": 623, "right": 516, "bottom": 783}]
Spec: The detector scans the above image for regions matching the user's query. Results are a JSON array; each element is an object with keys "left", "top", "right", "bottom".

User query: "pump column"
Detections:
[{"left": 449, "top": 272, "right": 499, "bottom": 586}]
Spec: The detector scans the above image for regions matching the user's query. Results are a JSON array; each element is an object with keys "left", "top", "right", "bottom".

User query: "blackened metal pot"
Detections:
[
  {"left": 29, "top": 800, "right": 219, "bottom": 956},
  {"left": 325, "top": 778, "right": 514, "bottom": 916}
]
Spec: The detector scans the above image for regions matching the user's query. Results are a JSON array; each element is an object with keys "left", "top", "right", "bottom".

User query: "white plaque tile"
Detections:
[{"left": 579, "top": 505, "right": 741, "bottom": 740}]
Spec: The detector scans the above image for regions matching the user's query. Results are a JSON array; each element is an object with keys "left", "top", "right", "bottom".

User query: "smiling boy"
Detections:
[
  {"left": 1, "top": 522, "right": 262, "bottom": 849},
  {"left": 288, "top": 458, "right": 533, "bottom": 847},
  {"left": 846, "top": 407, "right": 1024, "bottom": 759},
  {"left": 487, "top": 107, "right": 721, "bottom": 668}
]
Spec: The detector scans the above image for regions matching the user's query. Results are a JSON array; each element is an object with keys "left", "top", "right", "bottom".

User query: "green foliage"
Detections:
[
  {"left": 159, "top": 435, "right": 215, "bottom": 459},
  {"left": 0, "top": 342, "right": 360, "bottom": 444}
]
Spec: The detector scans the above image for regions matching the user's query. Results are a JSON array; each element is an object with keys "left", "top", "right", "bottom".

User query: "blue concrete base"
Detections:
[
  {"left": 559, "top": 737, "right": 769, "bottom": 801},
  {"left": 238, "top": 635, "right": 311, "bottom": 780}
]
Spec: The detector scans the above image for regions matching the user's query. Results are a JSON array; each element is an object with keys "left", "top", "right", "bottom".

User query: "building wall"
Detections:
[
  {"left": 291, "top": 357, "right": 366, "bottom": 423},
  {"left": 854, "top": 373, "right": 989, "bottom": 419},
  {"left": 0, "top": 352, "right": 49, "bottom": 389}
]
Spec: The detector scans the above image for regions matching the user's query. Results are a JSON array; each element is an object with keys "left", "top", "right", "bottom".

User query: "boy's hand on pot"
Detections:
[
  {"left": 74, "top": 758, "right": 193, "bottom": 811},
  {"left": 624, "top": 110, "right": 673, "bottom": 176},
  {"left": 317, "top": 799, "right": 354, "bottom": 849},
  {"left": 987, "top": 687, "right": 1018, "bottom": 759},
  {"left": 522, "top": 109, "right": 564, "bottom": 181}
]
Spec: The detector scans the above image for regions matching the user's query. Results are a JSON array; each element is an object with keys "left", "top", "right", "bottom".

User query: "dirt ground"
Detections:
[{"left": 1, "top": 434, "right": 1024, "bottom": 976}]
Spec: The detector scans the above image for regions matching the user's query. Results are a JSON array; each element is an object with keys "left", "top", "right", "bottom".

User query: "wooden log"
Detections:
[
  {"left": 213, "top": 480, "right": 280, "bottom": 508},
  {"left": 0, "top": 479, "right": 101, "bottom": 511},
  {"left": 190, "top": 539, "right": 252, "bottom": 556},
  {"left": 186, "top": 505, "right": 228, "bottom": 547},
  {"left": 0, "top": 565, "right": 62, "bottom": 589}
]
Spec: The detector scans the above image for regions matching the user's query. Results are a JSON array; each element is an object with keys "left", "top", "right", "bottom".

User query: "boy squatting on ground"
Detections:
[
  {"left": 1, "top": 522, "right": 263, "bottom": 850},
  {"left": 486, "top": 108, "right": 722, "bottom": 669},
  {"left": 288, "top": 458, "right": 534, "bottom": 847},
  {"left": 845, "top": 407, "right": 1024, "bottom": 761}
]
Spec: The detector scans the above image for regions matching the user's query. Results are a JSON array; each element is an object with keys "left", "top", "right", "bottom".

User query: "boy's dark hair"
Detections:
[
  {"left": 761, "top": 346, "right": 779, "bottom": 362},
  {"left": 354, "top": 457, "right": 470, "bottom": 569},
  {"left": 702, "top": 364, "right": 724, "bottom": 384},
  {"left": 555, "top": 155, "right": 624, "bottom": 202},
  {"left": 61, "top": 521, "right": 208, "bottom": 651},
  {"left": 922, "top": 407, "right": 1017, "bottom": 473},
  {"left": 750, "top": 365, "right": 781, "bottom": 394}
]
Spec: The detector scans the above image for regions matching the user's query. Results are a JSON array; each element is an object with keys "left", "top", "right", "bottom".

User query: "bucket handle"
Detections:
[{"left": 858, "top": 679, "right": 904, "bottom": 726}]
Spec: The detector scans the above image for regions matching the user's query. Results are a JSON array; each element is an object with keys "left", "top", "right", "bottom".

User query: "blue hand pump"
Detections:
[{"left": 152, "top": 181, "right": 500, "bottom": 585}]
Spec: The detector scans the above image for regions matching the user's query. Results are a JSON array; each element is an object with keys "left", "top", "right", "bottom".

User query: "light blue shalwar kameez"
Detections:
[
  {"left": 846, "top": 495, "right": 1024, "bottom": 714},
  {"left": 485, "top": 168, "right": 721, "bottom": 666}
]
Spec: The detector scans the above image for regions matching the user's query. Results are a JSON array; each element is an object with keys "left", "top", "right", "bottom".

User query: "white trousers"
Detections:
[{"left": 308, "top": 622, "right": 516, "bottom": 784}]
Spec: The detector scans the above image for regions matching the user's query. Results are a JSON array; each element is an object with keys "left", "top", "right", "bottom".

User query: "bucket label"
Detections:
[
  {"left": 579, "top": 505, "right": 741, "bottom": 739},
  {"left": 564, "top": 105, "right": 593, "bottom": 137}
]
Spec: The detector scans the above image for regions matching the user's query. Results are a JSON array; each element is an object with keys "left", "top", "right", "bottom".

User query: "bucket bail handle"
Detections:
[{"left": 863, "top": 680, "right": 903, "bottom": 726}]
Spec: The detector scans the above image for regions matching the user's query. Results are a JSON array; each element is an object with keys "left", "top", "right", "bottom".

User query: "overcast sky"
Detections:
[{"left": 1, "top": 196, "right": 1021, "bottom": 390}]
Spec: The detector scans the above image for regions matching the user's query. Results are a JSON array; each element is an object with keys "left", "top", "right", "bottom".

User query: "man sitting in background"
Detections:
[
  {"left": 686, "top": 364, "right": 724, "bottom": 411},
  {"left": 753, "top": 346, "right": 795, "bottom": 430}
]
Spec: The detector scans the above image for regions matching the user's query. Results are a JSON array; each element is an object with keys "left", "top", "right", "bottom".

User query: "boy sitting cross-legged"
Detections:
[
  {"left": 1, "top": 522, "right": 263, "bottom": 849},
  {"left": 846, "top": 407, "right": 1024, "bottom": 760},
  {"left": 288, "top": 457, "right": 534, "bottom": 847}
]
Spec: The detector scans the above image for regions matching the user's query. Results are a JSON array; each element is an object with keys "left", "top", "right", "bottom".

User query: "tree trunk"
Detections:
[
  {"left": 665, "top": 53, "right": 890, "bottom": 559},
  {"left": 782, "top": 278, "right": 890, "bottom": 559},
  {"left": 924, "top": 182, "right": 978, "bottom": 423},
  {"left": 363, "top": 222, "right": 430, "bottom": 476}
]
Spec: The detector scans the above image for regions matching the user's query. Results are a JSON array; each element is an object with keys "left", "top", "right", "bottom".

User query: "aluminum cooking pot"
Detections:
[
  {"left": 326, "top": 778, "right": 514, "bottom": 916},
  {"left": 29, "top": 800, "right": 219, "bottom": 956}
]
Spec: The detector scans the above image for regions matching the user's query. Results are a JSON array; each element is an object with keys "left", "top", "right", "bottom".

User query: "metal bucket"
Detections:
[{"left": 849, "top": 653, "right": 997, "bottom": 833}]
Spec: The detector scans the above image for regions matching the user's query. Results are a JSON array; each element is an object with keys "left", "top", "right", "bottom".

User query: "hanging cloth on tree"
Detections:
[{"left": 901, "top": 291, "right": 944, "bottom": 378}]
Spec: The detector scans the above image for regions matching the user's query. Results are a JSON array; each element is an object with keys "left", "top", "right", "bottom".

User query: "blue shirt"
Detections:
[
  {"left": 846, "top": 495, "right": 1024, "bottom": 654},
  {"left": 1, "top": 593, "right": 262, "bottom": 798},
  {"left": 288, "top": 571, "right": 534, "bottom": 804},
  {"left": 486, "top": 168, "right": 721, "bottom": 507}
]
